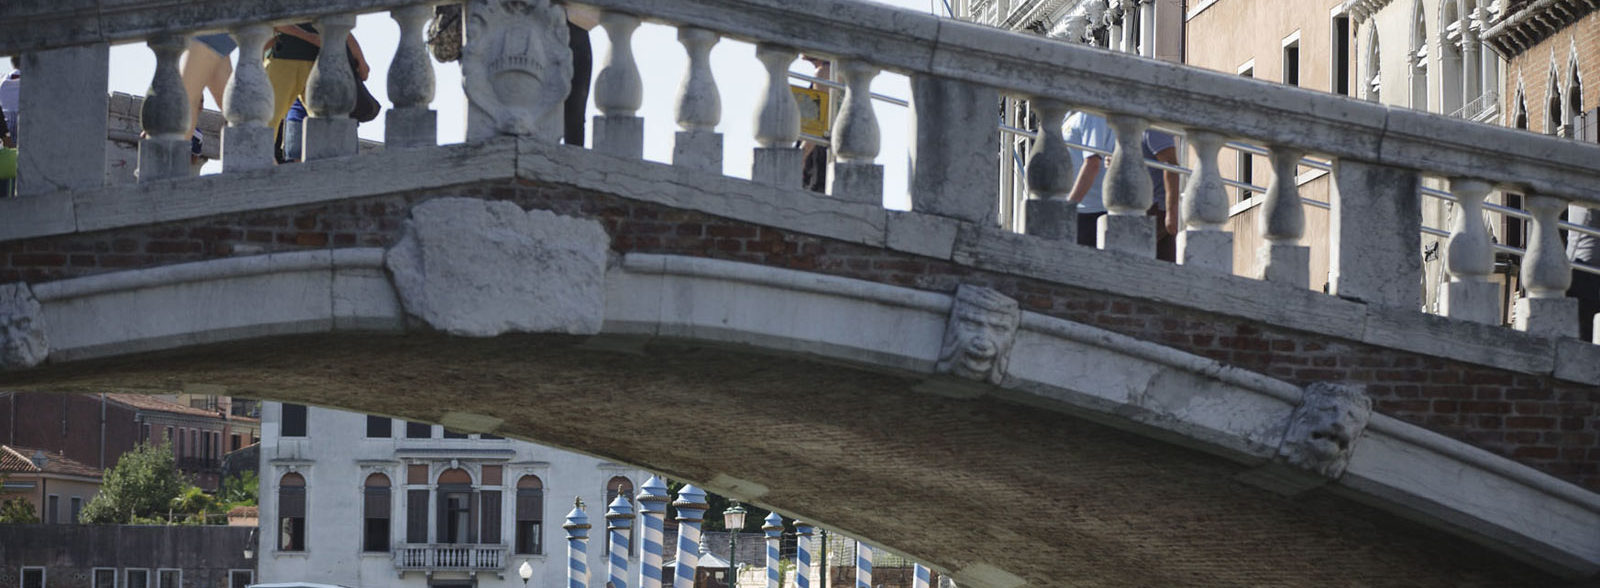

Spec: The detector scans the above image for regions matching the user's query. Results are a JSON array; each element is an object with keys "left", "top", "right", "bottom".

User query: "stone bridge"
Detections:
[{"left": 2, "top": 0, "right": 1598, "bottom": 585}]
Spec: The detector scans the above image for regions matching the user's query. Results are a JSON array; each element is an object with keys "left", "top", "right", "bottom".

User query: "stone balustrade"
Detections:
[{"left": 3, "top": 0, "right": 1600, "bottom": 344}]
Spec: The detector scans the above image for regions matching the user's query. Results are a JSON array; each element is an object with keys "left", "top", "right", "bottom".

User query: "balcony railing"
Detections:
[
  {"left": 176, "top": 457, "right": 220, "bottom": 472},
  {"left": 1449, "top": 90, "right": 1500, "bottom": 122},
  {"left": 394, "top": 544, "right": 507, "bottom": 571}
]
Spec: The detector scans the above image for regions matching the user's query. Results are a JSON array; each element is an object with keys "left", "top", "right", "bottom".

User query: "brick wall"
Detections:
[
  {"left": 2, "top": 181, "right": 1595, "bottom": 490},
  {"left": 0, "top": 393, "right": 140, "bottom": 472},
  {"left": 1503, "top": 12, "right": 1600, "bottom": 133}
]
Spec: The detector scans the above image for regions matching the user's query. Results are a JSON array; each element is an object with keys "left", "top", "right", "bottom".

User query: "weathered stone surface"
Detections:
[
  {"left": 462, "top": 0, "right": 572, "bottom": 141},
  {"left": 1330, "top": 160, "right": 1422, "bottom": 308},
  {"left": 909, "top": 75, "right": 999, "bottom": 224},
  {"left": 1024, "top": 199, "right": 1076, "bottom": 243},
  {"left": 1179, "top": 229, "right": 1232, "bottom": 273},
  {"left": 751, "top": 147, "right": 802, "bottom": 188},
  {"left": 1277, "top": 382, "right": 1371, "bottom": 479},
  {"left": 385, "top": 197, "right": 608, "bottom": 336},
  {"left": 935, "top": 284, "right": 1019, "bottom": 385},
  {"left": 0, "top": 283, "right": 48, "bottom": 370},
  {"left": 673, "top": 130, "right": 722, "bottom": 174},
  {"left": 19, "top": 44, "right": 109, "bottom": 195},
  {"left": 1514, "top": 296, "right": 1580, "bottom": 339},
  {"left": 1098, "top": 213, "right": 1154, "bottom": 258},
  {"left": 593, "top": 115, "right": 644, "bottom": 159},
  {"left": 830, "top": 161, "right": 884, "bottom": 206}
]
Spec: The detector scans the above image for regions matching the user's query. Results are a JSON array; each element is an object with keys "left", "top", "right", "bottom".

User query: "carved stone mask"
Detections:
[
  {"left": 1277, "top": 382, "right": 1371, "bottom": 479},
  {"left": 935, "top": 285, "right": 1020, "bottom": 385}
]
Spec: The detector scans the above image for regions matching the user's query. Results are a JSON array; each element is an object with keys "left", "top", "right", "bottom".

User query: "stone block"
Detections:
[
  {"left": 593, "top": 115, "right": 644, "bottom": 159},
  {"left": 221, "top": 125, "right": 276, "bottom": 173},
  {"left": 886, "top": 211, "right": 959, "bottom": 259},
  {"left": 18, "top": 44, "right": 109, "bottom": 195},
  {"left": 385, "top": 107, "right": 437, "bottom": 149},
  {"left": 1258, "top": 242, "right": 1310, "bottom": 289},
  {"left": 1330, "top": 160, "right": 1422, "bottom": 308},
  {"left": 673, "top": 130, "right": 723, "bottom": 174},
  {"left": 752, "top": 147, "right": 802, "bottom": 188},
  {"left": 1441, "top": 280, "right": 1499, "bottom": 325},
  {"left": 830, "top": 161, "right": 884, "bottom": 206},
  {"left": 0, "top": 282, "right": 48, "bottom": 370},
  {"left": 136, "top": 137, "right": 191, "bottom": 182},
  {"left": 1097, "top": 213, "right": 1154, "bottom": 258},
  {"left": 302, "top": 117, "right": 359, "bottom": 160},
  {"left": 1513, "top": 296, "right": 1579, "bottom": 339},
  {"left": 1024, "top": 199, "right": 1075, "bottom": 242},
  {"left": 909, "top": 74, "right": 999, "bottom": 224},
  {"left": 1179, "top": 229, "right": 1232, "bottom": 274}
]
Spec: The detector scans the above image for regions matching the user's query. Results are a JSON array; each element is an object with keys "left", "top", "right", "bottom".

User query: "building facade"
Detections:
[
  {"left": 0, "top": 392, "right": 240, "bottom": 490},
  {"left": 0, "top": 444, "right": 101, "bottom": 525},
  {"left": 0, "top": 524, "right": 254, "bottom": 588},
  {"left": 257, "top": 402, "right": 648, "bottom": 587}
]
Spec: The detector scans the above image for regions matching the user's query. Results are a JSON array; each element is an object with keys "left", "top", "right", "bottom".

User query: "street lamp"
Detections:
[
  {"left": 723, "top": 502, "right": 748, "bottom": 588},
  {"left": 519, "top": 560, "right": 534, "bottom": 587}
]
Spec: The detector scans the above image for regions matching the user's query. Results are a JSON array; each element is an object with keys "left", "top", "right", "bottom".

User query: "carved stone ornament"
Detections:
[
  {"left": 385, "top": 197, "right": 609, "bottom": 337},
  {"left": 935, "top": 284, "right": 1020, "bottom": 385},
  {"left": 0, "top": 282, "right": 48, "bottom": 370},
  {"left": 1276, "top": 382, "right": 1372, "bottom": 479},
  {"left": 461, "top": 0, "right": 572, "bottom": 140}
]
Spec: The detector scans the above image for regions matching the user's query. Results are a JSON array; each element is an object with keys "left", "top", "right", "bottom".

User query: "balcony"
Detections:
[
  {"left": 176, "top": 457, "right": 220, "bottom": 473},
  {"left": 393, "top": 544, "right": 507, "bottom": 572}
]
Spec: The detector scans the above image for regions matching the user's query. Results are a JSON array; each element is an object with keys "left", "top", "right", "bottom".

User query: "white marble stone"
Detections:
[
  {"left": 593, "top": 115, "right": 644, "bottom": 159},
  {"left": 1275, "top": 382, "right": 1371, "bottom": 479},
  {"left": 463, "top": 0, "right": 572, "bottom": 141},
  {"left": 385, "top": 197, "right": 609, "bottom": 337},
  {"left": 1514, "top": 297, "right": 1579, "bottom": 340},
  {"left": 0, "top": 283, "right": 48, "bottom": 370},
  {"left": 1329, "top": 159, "right": 1421, "bottom": 308},
  {"left": 303, "top": 118, "right": 359, "bottom": 161},
  {"left": 19, "top": 44, "right": 109, "bottom": 195},
  {"left": 829, "top": 161, "right": 883, "bottom": 206},
  {"left": 751, "top": 147, "right": 802, "bottom": 188},
  {"left": 1024, "top": 199, "right": 1076, "bottom": 243},
  {"left": 1179, "top": 229, "right": 1232, "bottom": 274},
  {"left": 385, "top": 107, "right": 437, "bottom": 149},
  {"left": 753, "top": 44, "right": 800, "bottom": 148},
  {"left": 1098, "top": 213, "right": 1154, "bottom": 258},
  {"left": 673, "top": 130, "right": 722, "bottom": 174},
  {"left": 908, "top": 75, "right": 1000, "bottom": 224}
]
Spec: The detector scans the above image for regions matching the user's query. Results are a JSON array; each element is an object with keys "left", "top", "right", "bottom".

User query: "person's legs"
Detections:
[
  {"left": 180, "top": 40, "right": 226, "bottom": 134},
  {"left": 205, "top": 53, "right": 233, "bottom": 116},
  {"left": 564, "top": 22, "right": 593, "bottom": 147},
  {"left": 264, "top": 59, "right": 312, "bottom": 137}
]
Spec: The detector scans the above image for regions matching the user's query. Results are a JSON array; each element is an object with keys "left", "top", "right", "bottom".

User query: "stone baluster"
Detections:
[
  {"left": 635, "top": 476, "right": 669, "bottom": 588},
  {"left": 673, "top": 27, "right": 723, "bottom": 173},
  {"left": 671, "top": 485, "right": 708, "bottom": 588},
  {"left": 138, "top": 33, "right": 193, "bottom": 182},
  {"left": 912, "top": 75, "right": 1002, "bottom": 224},
  {"left": 1440, "top": 178, "right": 1497, "bottom": 324},
  {"left": 830, "top": 59, "right": 883, "bottom": 204},
  {"left": 221, "top": 25, "right": 276, "bottom": 172},
  {"left": 1098, "top": 114, "right": 1155, "bottom": 256},
  {"left": 565, "top": 500, "right": 592, "bottom": 588},
  {"left": 855, "top": 541, "right": 874, "bottom": 588},
  {"left": 752, "top": 44, "right": 802, "bottom": 187},
  {"left": 794, "top": 522, "right": 814, "bottom": 588},
  {"left": 1177, "top": 129, "right": 1231, "bottom": 271},
  {"left": 1515, "top": 194, "right": 1579, "bottom": 338},
  {"left": 606, "top": 494, "right": 633, "bottom": 588},
  {"left": 914, "top": 564, "right": 932, "bottom": 588},
  {"left": 17, "top": 44, "right": 109, "bottom": 195},
  {"left": 1023, "top": 99, "right": 1076, "bottom": 242},
  {"left": 593, "top": 11, "right": 644, "bottom": 158},
  {"left": 1329, "top": 160, "right": 1421, "bottom": 307},
  {"left": 387, "top": 4, "right": 437, "bottom": 148},
  {"left": 763, "top": 513, "right": 782, "bottom": 588},
  {"left": 303, "top": 14, "right": 359, "bottom": 160},
  {"left": 1257, "top": 145, "right": 1310, "bottom": 288}
]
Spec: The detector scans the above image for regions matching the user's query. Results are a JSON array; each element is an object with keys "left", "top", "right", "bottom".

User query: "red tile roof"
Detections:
[
  {"left": 0, "top": 445, "right": 102, "bottom": 478},
  {"left": 105, "top": 393, "right": 224, "bottom": 419}
]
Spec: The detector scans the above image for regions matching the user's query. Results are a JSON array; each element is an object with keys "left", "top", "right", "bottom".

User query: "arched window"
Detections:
[
  {"left": 1548, "top": 69, "right": 1563, "bottom": 135},
  {"left": 363, "top": 473, "right": 391, "bottom": 552},
  {"left": 1366, "top": 25, "right": 1382, "bottom": 102},
  {"left": 1514, "top": 85, "right": 1529, "bottom": 129},
  {"left": 1439, "top": 0, "right": 1464, "bottom": 115},
  {"left": 606, "top": 476, "right": 636, "bottom": 552},
  {"left": 436, "top": 468, "right": 474, "bottom": 544},
  {"left": 278, "top": 473, "right": 306, "bottom": 552},
  {"left": 1566, "top": 51, "right": 1583, "bottom": 138},
  {"left": 515, "top": 475, "right": 544, "bottom": 555},
  {"left": 1411, "top": 0, "right": 1429, "bottom": 110}
]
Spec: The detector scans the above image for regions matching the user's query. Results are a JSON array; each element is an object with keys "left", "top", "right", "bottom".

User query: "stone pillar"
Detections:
[
  {"left": 909, "top": 75, "right": 1001, "bottom": 223},
  {"left": 763, "top": 513, "right": 782, "bottom": 588},
  {"left": 854, "top": 542, "right": 873, "bottom": 588},
  {"left": 1179, "top": 129, "right": 1232, "bottom": 272},
  {"left": 636, "top": 476, "right": 670, "bottom": 588},
  {"left": 18, "top": 43, "right": 109, "bottom": 195},
  {"left": 594, "top": 11, "right": 644, "bottom": 158},
  {"left": 1329, "top": 158, "right": 1422, "bottom": 306},
  {"left": 387, "top": 4, "right": 438, "bottom": 149},
  {"left": 829, "top": 60, "right": 883, "bottom": 205},
  {"left": 222, "top": 25, "right": 276, "bottom": 172},
  {"left": 138, "top": 34, "right": 192, "bottom": 182},
  {"left": 671, "top": 485, "right": 708, "bottom": 588},
  {"left": 673, "top": 27, "right": 723, "bottom": 173},
  {"left": 794, "top": 522, "right": 814, "bottom": 588},
  {"left": 565, "top": 500, "right": 592, "bottom": 588},
  {"left": 752, "top": 45, "right": 802, "bottom": 187},
  {"left": 1139, "top": 0, "right": 1156, "bottom": 58},
  {"left": 1440, "top": 177, "right": 1498, "bottom": 324},
  {"left": 914, "top": 564, "right": 932, "bottom": 588},
  {"left": 1515, "top": 194, "right": 1579, "bottom": 338},
  {"left": 606, "top": 494, "right": 633, "bottom": 588},
  {"left": 1257, "top": 145, "right": 1310, "bottom": 288},
  {"left": 1099, "top": 113, "right": 1155, "bottom": 256},
  {"left": 303, "top": 14, "right": 359, "bottom": 160}
]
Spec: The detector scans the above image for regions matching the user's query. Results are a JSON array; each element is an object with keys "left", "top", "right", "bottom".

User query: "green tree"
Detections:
[
  {"left": 79, "top": 442, "right": 188, "bottom": 524},
  {"left": 218, "top": 470, "right": 258, "bottom": 508},
  {"left": 0, "top": 496, "right": 39, "bottom": 523}
]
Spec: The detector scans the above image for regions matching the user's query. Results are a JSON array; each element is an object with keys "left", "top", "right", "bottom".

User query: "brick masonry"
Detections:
[
  {"left": 1, "top": 179, "right": 1596, "bottom": 491},
  {"left": 1503, "top": 12, "right": 1600, "bottom": 134}
]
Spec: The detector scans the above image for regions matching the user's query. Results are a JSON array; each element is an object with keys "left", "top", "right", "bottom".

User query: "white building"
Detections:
[{"left": 258, "top": 402, "right": 648, "bottom": 588}]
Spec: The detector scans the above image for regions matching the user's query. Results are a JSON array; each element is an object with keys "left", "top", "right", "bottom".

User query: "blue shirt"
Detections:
[{"left": 1062, "top": 112, "right": 1176, "bottom": 213}]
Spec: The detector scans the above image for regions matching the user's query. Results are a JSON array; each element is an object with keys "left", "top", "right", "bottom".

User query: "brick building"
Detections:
[
  {"left": 0, "top": 444, "right": 102, "bottom": 525},
  {"left": 1485, "top": 0, "right": 1597, "bottom": 137}
]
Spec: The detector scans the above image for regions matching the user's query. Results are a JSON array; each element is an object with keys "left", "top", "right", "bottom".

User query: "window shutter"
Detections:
[
  {"left": 517, "top": 488, "right": 543, "bottom": 521},
  {"left": 467, "top": 491, "right": 479, "bottom": 544},
  {"left": 481, "top": 490, "right": 502, "bottom": 544},
  {"left": 365, "top": 487, "right": 390, "bottom": 518},
  {"left": 406, "top": 489, "right": 428, "bottom": 543},
  {"left": 279, "top": 487, "right": 305, "bottom": 518}
]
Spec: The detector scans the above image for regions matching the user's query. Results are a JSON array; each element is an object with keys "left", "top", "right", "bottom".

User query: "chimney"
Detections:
[{"left": 30, "top": 450, "right": 48, "bottom": 470}]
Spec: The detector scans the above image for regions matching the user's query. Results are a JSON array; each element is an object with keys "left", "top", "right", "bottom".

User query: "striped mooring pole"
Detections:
[
  {"left": 913, "top": 563, "right": 932, "bottom": 588},
  {"left": 636, "top": 476, "right": 670, "bottom": 588},
  {"left": 794, "top": 522, "right": 814, "bottom": 588},
  {"left": 672, "top": 485, "right": 709, "bottom": 588},
  {"left": 606, "top": 492, "right": 634, "bottom": 588},
  {"left": 855, "top": 541, "right": 873, "bottom": 588},
  {"left": 565, "top": 498, "right": 592, "bottom": 588},
  {"left": 763, "top": 512, "right": 783, "bottom": 588}
]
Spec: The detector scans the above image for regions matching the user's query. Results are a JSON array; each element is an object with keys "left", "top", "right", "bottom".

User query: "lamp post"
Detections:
[
  {"left": 520, "top": 560, "right": 535, "bottom": 587},
  {"left": 723, "top": 502, "right": 747, "bottom": 588}
]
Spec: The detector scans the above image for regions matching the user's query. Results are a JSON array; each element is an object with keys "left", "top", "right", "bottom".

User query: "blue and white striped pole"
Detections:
[
  {"left": 854, "top": 541, "right": 873, "bottom": 588},
  {"left": 671, "top": 485, "right": 709, "bottom": 588},
  {"left": 762, "top": 513, "right": 783, "bottom": 588},
  {"left": 794, "top": 522, "right": 814, "bottom": 588},
  {"left": 606, "top": 493, "right": 634, "bottom": 588},
  {"left": 565, "top": 499, "right": 592, "bottom": 588},
  {"left": 913, "top": 564, "right": 931, "bottom": 588},
  {"left": 636, "top": 476, "right": 670, "bottom": 588}
]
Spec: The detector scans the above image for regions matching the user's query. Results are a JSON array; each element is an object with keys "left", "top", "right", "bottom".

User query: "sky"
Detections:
[{"left": 104, "top": 0, "right": 953, "bottom": 210}]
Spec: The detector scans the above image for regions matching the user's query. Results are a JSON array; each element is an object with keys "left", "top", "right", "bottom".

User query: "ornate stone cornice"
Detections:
[
  {"left": 1342, "top": 0, "right": 1396, "bottom": 24},
  {"left": 1485, "top": 0, "right": 1600, "bottom": 58}
]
